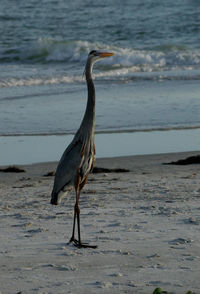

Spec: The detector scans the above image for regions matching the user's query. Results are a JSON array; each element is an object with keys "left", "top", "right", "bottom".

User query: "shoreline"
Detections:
[
  {"left": 0, "top": 151, "right": 200, "bottom": 293},
  {"left": 0, "top": 128, "right": 200, "bottom": 166},
  {"left": 0, "top": 150, "right": 199, "bottom": 181}
]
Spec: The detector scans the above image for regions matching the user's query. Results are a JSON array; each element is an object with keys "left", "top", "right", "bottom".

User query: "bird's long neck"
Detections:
[{"left": 79, "top": 60, "right": 96, "bottom": 136}]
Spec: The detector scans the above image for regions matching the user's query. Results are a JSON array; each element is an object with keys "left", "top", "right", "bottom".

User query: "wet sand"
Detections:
[{"left": 0, "top": 151, "right": 200, "bottom": 294}]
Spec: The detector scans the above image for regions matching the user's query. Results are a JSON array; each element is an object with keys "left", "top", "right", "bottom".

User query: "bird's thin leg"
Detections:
[
  {"left": 75, "top": 203, "right": 97, "bottom": 249},
  {"left": 69, "top": 187, "right": 80, "bottom": 244},
  {"left": 69, "top": 204, "right": 77, "bottom": 243},
  {"left": 69, "top": 183, "right": 97, "bottom": 249},
  {"left": 73, "top": 190, "right": 97, "bottom": 249},
  {"left": 76, "top": 203, "right": 81, "bottom": 244}
]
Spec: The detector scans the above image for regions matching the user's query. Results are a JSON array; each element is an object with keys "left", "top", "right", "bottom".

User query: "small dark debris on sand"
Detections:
[
  {"left": 0, "top": 166, "right": 26, "bottom": 173},
  {"left": 164, "top": 155, "right": 200, "bottom": 165},
  {"left": 43, "top": 171, "right": 56, "bottom": 177},
  {"left": 92, "top": 167, "right": 130, "bottom": 173}
]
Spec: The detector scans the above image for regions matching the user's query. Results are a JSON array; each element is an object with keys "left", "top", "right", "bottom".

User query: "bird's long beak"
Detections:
[{"left": 99, "top": 52, "right": 114, "bottom": 58}]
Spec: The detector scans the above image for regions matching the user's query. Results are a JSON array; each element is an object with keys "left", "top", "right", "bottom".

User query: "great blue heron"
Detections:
[{"left": 50, "top": 50, "right": 114, "bottom": 248}]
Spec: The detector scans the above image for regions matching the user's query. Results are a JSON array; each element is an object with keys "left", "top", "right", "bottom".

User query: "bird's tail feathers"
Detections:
[{"left": 50, "top": 189, "right": 68, "bottom": 205}]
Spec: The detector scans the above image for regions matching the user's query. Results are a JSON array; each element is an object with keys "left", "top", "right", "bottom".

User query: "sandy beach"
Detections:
[{"left": 0, "top": 151, "right": 199, "bottom": 294}]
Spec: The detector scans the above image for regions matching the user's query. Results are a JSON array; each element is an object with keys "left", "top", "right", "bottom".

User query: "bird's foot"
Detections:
[
  {"left": 71, "top": 239, "right": 97, "bottom": 249},
  {"left": 69, "top": 236, "right": 76, "bottom": 244}
]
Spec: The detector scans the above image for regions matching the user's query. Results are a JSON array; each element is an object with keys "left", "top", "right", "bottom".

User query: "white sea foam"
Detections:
[
  {"left": 0, "top": 75, "right": 83, "bottom": 88},
  {"left": 1, "top": 67, "right": 200, "bottom": 88}
]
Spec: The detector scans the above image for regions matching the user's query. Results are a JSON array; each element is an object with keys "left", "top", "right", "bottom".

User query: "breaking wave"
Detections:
[
  {"left": 1, "top": 39, "right": 200, "bottom": 87},
  {"left": 1, "top": 38, "right": 200, "bottom": 67}
]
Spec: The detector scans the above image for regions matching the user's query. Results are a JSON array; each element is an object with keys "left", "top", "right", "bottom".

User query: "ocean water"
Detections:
[{"left": 0, "top": 0, "right": 200, "bottom": 163}]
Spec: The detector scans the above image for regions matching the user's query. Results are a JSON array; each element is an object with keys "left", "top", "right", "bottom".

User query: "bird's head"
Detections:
[
  {"left": 88, "top": 50, "right": 114, "bottom": 63},
  {"left": 84, "top": 50, "right": 114, "bottom": 77}
]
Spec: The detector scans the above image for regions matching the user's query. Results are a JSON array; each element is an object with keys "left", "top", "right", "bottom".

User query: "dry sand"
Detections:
[{"left": 0, "top": 151, "right": 200, "bottom": 294}]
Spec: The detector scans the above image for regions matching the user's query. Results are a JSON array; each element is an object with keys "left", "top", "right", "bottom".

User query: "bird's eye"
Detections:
[{"left": 89, "top": 50, "right": 97, "bottom": 56}]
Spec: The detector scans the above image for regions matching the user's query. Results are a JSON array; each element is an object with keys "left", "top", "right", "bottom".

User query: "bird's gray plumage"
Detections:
[
  {"left": 50, "top": 50, "right": 114, "bottom": 248},
  {"left": 51, "top": 59, "right": 96, "bottom": 204}
]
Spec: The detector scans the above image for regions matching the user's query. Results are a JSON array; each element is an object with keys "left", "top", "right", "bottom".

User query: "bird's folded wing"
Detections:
[{"left": 52, "top": 139, "right": 84, "bottom": 196}]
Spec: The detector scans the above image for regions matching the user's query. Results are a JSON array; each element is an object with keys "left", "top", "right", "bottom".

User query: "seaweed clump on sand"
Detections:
[
  {"left": 152, "top": 288, "right": 196, "bottom": 294},
  {"left": 0, "top": 166, "right": 25, "bottom": 173},
  {"left": 92, "top": 167, "right": 130, "bottom": 173},
  {"left": 163, "top": 155, "right": 200, "bottom": 165},
  {"left": 43, "top": 167, "right": 130, "bottom": 177}
]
